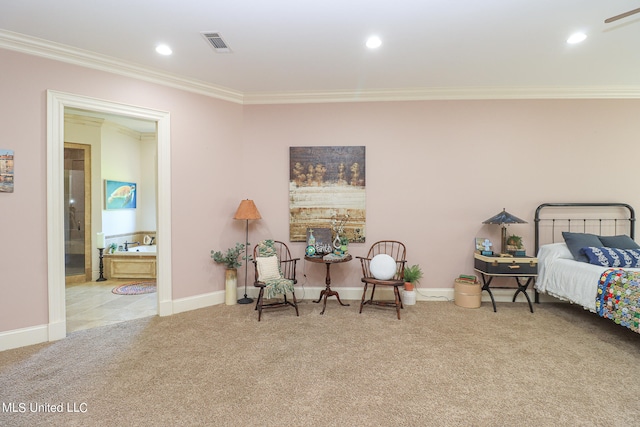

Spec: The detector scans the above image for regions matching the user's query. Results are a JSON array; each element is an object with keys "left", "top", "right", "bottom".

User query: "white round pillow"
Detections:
[{"left": 370, "top": 254, "right": 397, "bottom": 280}]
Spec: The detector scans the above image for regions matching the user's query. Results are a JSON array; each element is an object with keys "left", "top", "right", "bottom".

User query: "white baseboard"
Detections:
[
  {"left": 0, "top": 287, "right": 552, "bottom": 352},
  {"left": 0, "top": 324, "right": 49, "bottom": 352}
]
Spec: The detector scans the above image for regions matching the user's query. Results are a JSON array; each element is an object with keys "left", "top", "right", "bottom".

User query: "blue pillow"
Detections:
[
  {"left": 562, "top": 232, "right": 603, "bottom": 262},
  {"left": 581, "top": 246, "right": 640, "bottom": 268},
  {"left": 598, "top": 235, "right": 640, "bottom": 250}
]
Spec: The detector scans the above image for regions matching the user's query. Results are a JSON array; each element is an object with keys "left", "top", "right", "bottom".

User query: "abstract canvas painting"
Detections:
[
  {"left": 289, "top": 146, "right": 366, "bottom": 242},
  {"left": 0, "top": 149, "right": 14, "bottom": 193},
  {"left": 105, "top": 180, "right": 137, "bottom": 210}
]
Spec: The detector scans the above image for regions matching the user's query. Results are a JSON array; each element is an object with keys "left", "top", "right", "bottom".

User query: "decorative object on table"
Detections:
[
  {"left": 233, "top": 199, "right": 262, "bottom": 304},
  {"left": 506, "top": 234, "right": 526, "bottom": 256},
  {"left": 0, "top": 149, "right": 14, "bottom": 193},
  {"left": 108, "top": 242, "right": 118, "bottom": 254},
  {"left": 305, "top": 245, "right": 316, "bottom": 257},
  {"left": 482, "top": 208, "right": 527, "bottom": 256},
  {"left": 339, "top": 236, "right": 349, "bottom": 254},
  {"left": 211, "top": 242, "right": 247, "bottom": 306},
  {"left": 252, "top": 240, "right": 299, "bottom": 321},
  {"left": 289, "top": 146, "right": 366, "bottom": 243},
  {"left": 331, "top": 212, "right": 349, "bottom": 250},
  {"left": 357, "top": 240, "right": 407, "bottom": 319},
  {"left": 307, "top": 227, "right": 332, "bottom": 255},
  {"left": 104, "top": 179, "right": 137, "bottom": 210},
  {"left": 475, "top": 237, "right": 494, "bottom": 256}
]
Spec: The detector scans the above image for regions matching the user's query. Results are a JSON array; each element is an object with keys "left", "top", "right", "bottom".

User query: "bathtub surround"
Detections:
[
  {"left": 103, "top": 232, "right": 157, "bottom": 253},
  {"left": 104, "top": 246, "right": 157, "bottom": 280}
]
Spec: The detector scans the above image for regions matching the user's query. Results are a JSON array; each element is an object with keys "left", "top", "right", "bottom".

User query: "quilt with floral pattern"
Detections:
[{"left": 597, "top": 269, "right": 640, "bottom": 333}]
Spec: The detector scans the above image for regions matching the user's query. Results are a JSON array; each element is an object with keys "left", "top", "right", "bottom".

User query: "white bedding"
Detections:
[{"left": 536, "top": 243, "right": 640, "bottom": 311}]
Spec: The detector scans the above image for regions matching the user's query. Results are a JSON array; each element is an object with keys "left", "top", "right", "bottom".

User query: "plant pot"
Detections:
[
  {"left": 225, "top": 268, "right": 237, "bottom": 306},
  {"left": 402, "top": 289, "right": 416, "bottom": 305},
  {"left": 404, "top": 282, "right": 414, "bottom": 291}
]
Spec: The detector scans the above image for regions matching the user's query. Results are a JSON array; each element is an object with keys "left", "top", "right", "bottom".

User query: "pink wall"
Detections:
[
  {"left": 242, "top": 100, "right": 640, "bottom": 290},
  {"left": 2, "top": 46, "right": 640, "bottom": 335},
  {"left": 0, "top": 49, "right": 244, "bottom": 331}
]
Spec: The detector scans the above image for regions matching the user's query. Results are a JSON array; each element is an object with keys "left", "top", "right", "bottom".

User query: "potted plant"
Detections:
[
  {"left": 403, "top": 264, "right": 423, "bottom": 291},
  {"left": 211, "top": 243, "right": 248, "bottom": 305},
  {"left": 506, "top": 235, "right": 525, "bottom": 256},
  {"left": 211, "top": 242, "right": 247, "bottom": 269}
]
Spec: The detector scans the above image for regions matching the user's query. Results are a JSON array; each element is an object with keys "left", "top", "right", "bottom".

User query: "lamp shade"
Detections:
[
  {"left": 233, "top": 199, "right": 262, "bottom": 220},
  {"left": 483, "top": 208, "right": 527, "bottom": 225}
]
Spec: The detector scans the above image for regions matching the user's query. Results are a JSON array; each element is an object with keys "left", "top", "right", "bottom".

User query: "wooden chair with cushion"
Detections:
[
  {"left": 357, "top": 240, "right": 407, "bottom": 319},
  {"left": 253, "top": 239, "right": 299, "bottom": 321}
]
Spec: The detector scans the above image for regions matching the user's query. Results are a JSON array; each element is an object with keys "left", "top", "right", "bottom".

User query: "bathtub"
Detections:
[
  {"left": 128, "top": 245, "right": 157, "bottom": 253},
  {"left": 104, "top": 245, "right": 157, "bottom": 279}
]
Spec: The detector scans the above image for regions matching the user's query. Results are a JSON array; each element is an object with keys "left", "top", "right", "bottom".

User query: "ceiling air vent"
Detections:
[{"left": 201, "top": 32, "right": 231, "bottom": 53}]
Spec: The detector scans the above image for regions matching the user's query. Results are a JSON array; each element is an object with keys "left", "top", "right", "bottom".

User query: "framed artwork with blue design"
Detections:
[{"left": 105, "top": 180, "right": 137, "bottom": 210}]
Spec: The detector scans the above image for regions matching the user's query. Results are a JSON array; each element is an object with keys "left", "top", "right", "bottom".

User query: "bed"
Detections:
[{"left": 534, "top": 202, "right": 640, "bottom": 333}]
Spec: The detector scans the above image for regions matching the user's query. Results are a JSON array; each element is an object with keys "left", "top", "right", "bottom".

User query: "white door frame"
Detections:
[{"left": 47, "top": 90, "right": 173, "bottom": 341}]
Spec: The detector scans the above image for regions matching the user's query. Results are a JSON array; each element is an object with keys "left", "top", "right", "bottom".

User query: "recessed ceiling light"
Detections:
[
  {"left": 567, "top": 32, "right": 587, "bottom": 44},
  {"left": 155, "top": 44, "right": 173, "bottom": 55},
  {"left": 366, "top": 36, "right": 382, "bottom": 49}
]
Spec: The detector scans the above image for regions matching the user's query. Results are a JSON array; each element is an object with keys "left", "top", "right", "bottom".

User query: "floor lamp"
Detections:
[{"left": 234, "top": 199, "right": 262, "bottom": 304}]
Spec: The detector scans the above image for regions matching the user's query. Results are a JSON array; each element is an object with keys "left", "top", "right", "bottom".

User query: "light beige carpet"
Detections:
[{"left": 1, "top": 299, "right": 639, "bottom": 426}]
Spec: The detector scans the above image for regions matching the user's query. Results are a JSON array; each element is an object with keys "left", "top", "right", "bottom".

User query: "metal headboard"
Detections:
[{"left": 534, "top": 202, "right": 636, "bottom": 254}]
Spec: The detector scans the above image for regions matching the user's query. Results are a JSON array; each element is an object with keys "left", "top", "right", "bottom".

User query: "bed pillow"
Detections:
[
  {"left": 581, "top": 246, "right": 640, "bottom": 268},
  {"left": 598, "top": 235, "right": 640, "bottom": 250},
  {"left": 562, "top": 232, "right": 603, "bottom": 263}
]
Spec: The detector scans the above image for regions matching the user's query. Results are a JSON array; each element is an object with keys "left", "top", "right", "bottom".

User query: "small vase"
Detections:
[
  {"left": 225, "top": 268, "right": 237, "bottom": 306},
  {"left": 404, "top": 282, "right": 414, "bottom": 291},
  {"left": 333, "top": 235, "right": 341, "bottom": 250}
]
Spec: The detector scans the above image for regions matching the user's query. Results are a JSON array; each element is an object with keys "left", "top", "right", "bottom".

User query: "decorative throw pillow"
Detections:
[
  {"left": 581, "top": 246, "right": 640, "bottom": 268},
  {"left": 598, "top": 235, "right": 640, "bottom": 250},
  {"left": 256, "top": 256, "right": 281, "bottom": 281},
  {"left": 370, "top": 254, "right": 397, "bottom": 280},
  {"left": 562, "top": 232, "right": 603, "bottom": 263}
]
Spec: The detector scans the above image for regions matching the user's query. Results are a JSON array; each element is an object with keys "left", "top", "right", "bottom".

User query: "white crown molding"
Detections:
[
  {"left": 0, "top": 29, "right": 244, "bottom": 104},
  {"left": 2, "top": 29, "right": 640, "bottom": 105},
  {"left": 242, "top": 85, "right": 640, "bottom": 104}
]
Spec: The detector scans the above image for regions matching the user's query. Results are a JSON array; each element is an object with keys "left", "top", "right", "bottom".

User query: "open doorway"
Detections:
[
  {"left": 47, "top": 90, "right": 173, "bottom": 341},
  {"left": 64, "top": 111, "right": 158, "bottom": 332}
]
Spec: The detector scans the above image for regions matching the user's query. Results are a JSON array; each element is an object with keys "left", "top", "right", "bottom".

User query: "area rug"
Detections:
[{"left": 112, "top": 281, "right": 157, "bottom": 295}]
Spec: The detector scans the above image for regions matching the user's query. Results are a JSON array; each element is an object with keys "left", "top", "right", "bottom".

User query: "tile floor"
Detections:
[{"left": 65, "top": 279, "right": 157, "bottom": 333}]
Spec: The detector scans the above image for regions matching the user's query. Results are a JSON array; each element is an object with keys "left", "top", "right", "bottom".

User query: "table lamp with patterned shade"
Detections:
[
  {"left": 483, "top": 208, "right": 527, "bottom": 255},
  {"left": 234, "top": 199, "right": 262, "bottom": 304}
]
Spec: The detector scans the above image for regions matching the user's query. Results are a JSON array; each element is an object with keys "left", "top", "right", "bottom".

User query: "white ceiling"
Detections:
[{"left": 1, "top": 1, "right": 640, "bottom": 103}]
